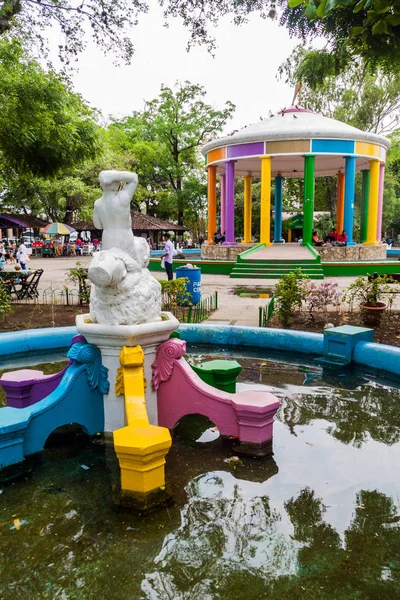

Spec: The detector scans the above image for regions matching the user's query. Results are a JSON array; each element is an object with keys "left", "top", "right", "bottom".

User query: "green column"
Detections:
[
  {"left": 303, "top": 154, "right": 316, "bottom": 245},
  {"left": 360, "top": 169, "right": 370, "bottom": 244}
]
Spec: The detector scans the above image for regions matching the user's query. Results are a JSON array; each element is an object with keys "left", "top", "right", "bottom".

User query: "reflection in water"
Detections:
[
  {"left": 189, "top": 346, "right": 400, "bottom": 448},
  {"left": 278, "top": 382, "right": 400, "bottom": 448},
  {"left": 142, "top": 471, "right": 299, "bottom": 599},
  {"left": 1, "top": 348, "right": 400, "bottom": 599},
  {"left": 143, "top": 481, "right": 400, "bottom": 600}
]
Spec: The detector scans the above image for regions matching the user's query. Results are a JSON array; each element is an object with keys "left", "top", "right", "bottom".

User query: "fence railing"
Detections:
[
  {"left": 258, "top": 294, "right": 275, "bottom": 327},
  {"left": 10, "top": 288, "right": 83, "bottom": 306},
  {"left": 162, "top": 291, "right": 218, "bottom": 323},
  {"left": 10, "top": 286, "right": 219, "bottom": 324}
]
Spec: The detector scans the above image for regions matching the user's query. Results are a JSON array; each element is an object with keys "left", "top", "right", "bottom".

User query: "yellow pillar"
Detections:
[
  {"left": 260, "top": 156, "right": 272, "bottom": 246},
  {"left": 113, "top": 346, "right": 172, "bottom": 503},
  {"left": 243, "top": 176, "right": 252, "bottom": 243},
  {"left": 288, "top": 228, "right": 292, "bottom": 243},
  {"left": 365, "top": 160, "right": 380, "bottom": 245},
  {"left": 336, "top": 172, "right": 345, "bottom": 233},
  {"left": 207, "top": 165, "right": 217, "bottom": 244}
]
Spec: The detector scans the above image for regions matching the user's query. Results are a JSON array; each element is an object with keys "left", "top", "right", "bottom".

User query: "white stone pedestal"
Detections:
[{"left": 76, "top": 312, "right": 179, "bottom": 432}]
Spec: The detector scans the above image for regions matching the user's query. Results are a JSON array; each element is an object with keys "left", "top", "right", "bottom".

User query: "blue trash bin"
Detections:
[{"left": 176, "top": 264, "right": 201, "bottom": 305}]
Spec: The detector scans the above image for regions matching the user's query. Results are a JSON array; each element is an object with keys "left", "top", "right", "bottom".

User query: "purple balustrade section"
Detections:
[
  {"left": 1, "top": 367, "right": 68, "bottom": 408},
  {"left": 227, "top": 142, "right": 265, "bottom": 159},
  {"left": 0, "top": 334, "right": 87, "bottom": 409}
]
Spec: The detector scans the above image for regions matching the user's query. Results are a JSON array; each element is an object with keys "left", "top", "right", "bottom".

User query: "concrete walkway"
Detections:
[{"left": 22, "top": 255, "right": 398, "bottom": 328}]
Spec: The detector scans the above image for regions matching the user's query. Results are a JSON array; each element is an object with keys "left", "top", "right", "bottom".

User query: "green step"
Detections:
[
  {"left": 237, "top": 261, "right": 321, "bottom": 268},
  {"left": 239, "top": 258, "right": 321, "bottom": 265},
  {"left": 230, "top": 272, "right": 324, "bottom": 279},
  {"left": 232, "top": 265, "right": 324, "bottom": 272}
]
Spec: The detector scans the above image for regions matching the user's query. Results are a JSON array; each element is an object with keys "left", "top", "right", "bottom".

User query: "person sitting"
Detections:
[
  {"left": 312, "top": 231, "right": 325, "bottom": 246},
  {"left": 214, "top": 229, "right": 223, "bottom": 244},
  {"left": 337, "top": 230, "right": 348, "bottom": 246},
  {"left": 325, "top": 228, "right": 338, "bottom": 244}
]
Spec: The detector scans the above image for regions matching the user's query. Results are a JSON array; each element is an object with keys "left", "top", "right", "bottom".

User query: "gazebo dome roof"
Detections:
[
  {"left": 201, "top": 106, "right": 390, "bottom": 178},
  {"left": 202, "top": 106, "right": 390, "bottom": 155}
]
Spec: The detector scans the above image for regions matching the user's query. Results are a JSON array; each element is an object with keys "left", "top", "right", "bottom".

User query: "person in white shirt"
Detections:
[
  {"left": 162, "top": 232, "right": 174, "bottom": 280},
  {"left": 17, "top": 240, "right": 29, "bottom": 270}
]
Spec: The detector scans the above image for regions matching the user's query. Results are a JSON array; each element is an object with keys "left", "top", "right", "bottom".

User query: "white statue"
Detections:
[
  {"left": 94, "top": 170, "right": 139, "bottom": 260},
  {"left": 88, "top": 248, "right": 161, "bottom": 326},
  {"left": 88, "top": 171, "right": 162, "bottom": 326}
]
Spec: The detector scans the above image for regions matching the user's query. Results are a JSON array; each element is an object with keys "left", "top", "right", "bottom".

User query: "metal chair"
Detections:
[{"left": 14, "top": 269, "right": 43, "bottom": 300}]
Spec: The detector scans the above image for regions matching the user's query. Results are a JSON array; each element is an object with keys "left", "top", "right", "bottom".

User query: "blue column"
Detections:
[
  {"left": 344, "top": 156, "right": 356, "bottom": 245},
  {"left": 273, "top": 176, "right": 283, "bottom": 243}
]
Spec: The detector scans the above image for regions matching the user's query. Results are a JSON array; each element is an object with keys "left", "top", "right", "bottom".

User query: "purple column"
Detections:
[
  {"left": 376, "top": 163, "right": 385, "bottom": 242},
  {"left": 224, "top": 160, "right": 236, "bottom": 245},
  {"left": 220, "top": 174, "right": 226, "bottom": 236}
]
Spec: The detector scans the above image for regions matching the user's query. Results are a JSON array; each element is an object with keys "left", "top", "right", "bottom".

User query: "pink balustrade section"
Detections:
[{"left": 152, "top": 339, "right": 280, "bottom": 455}]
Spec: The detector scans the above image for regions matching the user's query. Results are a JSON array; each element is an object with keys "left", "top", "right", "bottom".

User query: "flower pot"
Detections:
[{"left": 361, "top": 302, "right": 387, "bottom": 327}]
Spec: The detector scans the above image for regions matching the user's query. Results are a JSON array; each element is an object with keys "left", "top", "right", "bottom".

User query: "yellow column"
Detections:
[
  {"left": 207, "top": 165, "right": 217, "bottom": 245},
  {"left": 336, "top": 173, "right": 345, "bottom": 233},
  {"left": 260, "top": 156, "right": 272, "bottom": 246},
  {"left": 113, "top": 346, "right": 172, "bottom": 501},
  {"left": 288, "top": 228, "right": 292, "bottom": 243},
  {"left": 243, "top": 176, "right": 252, "bottom": 243},
  {"left": 365, "top": 160, "right": 379, "bottom": 245}
]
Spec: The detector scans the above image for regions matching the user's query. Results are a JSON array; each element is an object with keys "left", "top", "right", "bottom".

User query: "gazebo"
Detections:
[{"left": 201, "top": 106, "right": 390, "bottom": 258}]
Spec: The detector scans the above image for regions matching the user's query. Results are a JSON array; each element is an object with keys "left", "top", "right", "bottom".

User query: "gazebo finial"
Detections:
[{"left": 291, "top": 81, "right": 302, "bottom": 106}]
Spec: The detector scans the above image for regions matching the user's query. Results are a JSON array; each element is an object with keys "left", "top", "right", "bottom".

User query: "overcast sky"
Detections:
[{"left": 67, "top": 7, "right": 300, "bottom": 133}]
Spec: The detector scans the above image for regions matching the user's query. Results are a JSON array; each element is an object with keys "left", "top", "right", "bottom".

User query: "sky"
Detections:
[{"left": 67, "top": 6, "right": 300, "bottom": 134}]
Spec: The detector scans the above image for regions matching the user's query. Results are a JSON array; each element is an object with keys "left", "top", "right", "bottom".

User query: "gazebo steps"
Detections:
[{"left": 230, "top": 263, "right": 325, "bottom": 279}]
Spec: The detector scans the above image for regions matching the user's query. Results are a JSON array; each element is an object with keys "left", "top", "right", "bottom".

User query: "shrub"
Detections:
[
  {"left": 158, "top": 277, "right": 192, "bottom": 308},
  {"left": 274, "top": 268, "right": 309, "bottom": 327},
  {"left": 303, "top": 281, "right": 342, "bottom": 316},
  {"left": 343, "top": 275, "right": 396, "bottom": 309},
  {"left": 68, "top": 261, "right": 90, "bottom": 303},
  {"left": 0, "top": 281, "right": 12, "bottom": 320}
]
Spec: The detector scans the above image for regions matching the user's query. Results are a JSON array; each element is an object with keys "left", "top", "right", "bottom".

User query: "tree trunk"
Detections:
[
  {"left": 63, "top": 205, "right": 74, "bottom": 225},
  {"left": 177, "top": 176, "right": 183, "bottom": 225}
]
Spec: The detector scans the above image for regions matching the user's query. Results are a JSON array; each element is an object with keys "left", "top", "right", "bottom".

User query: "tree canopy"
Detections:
[
  {"left": 284, "top": 0, "right": 400, "bottom": 77},
  {"left": 0, "top": 0, "right": 148, "bottom": 65},
  {"left": 110, "top": 81, "right": 235, "bottom": 225},
  {"left": 278, "top": 45, "right": 400, "bottom": 134},
  {"left": 0, "top": 40, "right": 100, "bottom": 177},
  {"left": 1, "top": 0, "right": 399, "bottom": 75}
]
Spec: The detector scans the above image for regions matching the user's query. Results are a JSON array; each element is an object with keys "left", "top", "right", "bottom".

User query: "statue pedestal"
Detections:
[{"left": 76, "top": 313, "right": 179, "bottom": 432}]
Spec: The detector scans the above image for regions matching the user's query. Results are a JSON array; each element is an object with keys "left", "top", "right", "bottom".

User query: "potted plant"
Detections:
[{"left": 343, "top": 274, "right": 394, "bottom": 325}]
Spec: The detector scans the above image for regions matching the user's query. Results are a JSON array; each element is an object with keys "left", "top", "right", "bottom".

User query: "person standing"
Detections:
[
  {"left": 76, "top": 236, "right": 82, "bottom": 256},
  {"left": 162, "top": 232, "right": 174, "bottom": 280},
  {"left": 17, "top": 239, "right": 29, "bottom": 270}
]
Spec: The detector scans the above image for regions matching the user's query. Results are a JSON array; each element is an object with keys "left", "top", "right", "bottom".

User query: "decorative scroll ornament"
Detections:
[
  {"left": 67, "top": 342, "right": 110, "bottom": 395},
  {"left": 152, "top": 338, "right": 186, "bottom": 391}
]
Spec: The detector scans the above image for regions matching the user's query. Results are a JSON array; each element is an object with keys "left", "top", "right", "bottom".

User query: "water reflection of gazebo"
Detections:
[{"left": 201, "top": 106, "right": 390, "bottom": 255}]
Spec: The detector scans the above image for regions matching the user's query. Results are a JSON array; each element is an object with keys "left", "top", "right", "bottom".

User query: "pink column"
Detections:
[
  {"left": 220, "top": 174, "right": 226, "bottom": 236},
  {"left": 224, "top": 160, "right": 237, "bottom": 245},
  {"left": 376, "top": 162, "right": 385, "bottom": 242}
]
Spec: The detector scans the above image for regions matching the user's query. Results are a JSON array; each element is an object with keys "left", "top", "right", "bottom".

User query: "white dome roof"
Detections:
[{"left": 201, "top": 106, "right": 390, "bottom": 155}]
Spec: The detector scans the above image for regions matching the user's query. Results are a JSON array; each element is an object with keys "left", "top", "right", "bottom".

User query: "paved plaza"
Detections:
[{"left": 23, "top": 255, "right": 394, "bottom": 328}]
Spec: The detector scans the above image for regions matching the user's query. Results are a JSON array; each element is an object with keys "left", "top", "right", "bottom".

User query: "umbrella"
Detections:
[{"left": 42, "top": 223, "right": 76, "bottom": 236}]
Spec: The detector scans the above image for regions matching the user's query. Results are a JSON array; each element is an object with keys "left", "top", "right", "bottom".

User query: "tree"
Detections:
[
  {"left": 277, "top": 45, "right": 400, "bottom": 235},
  {"left": 112, "top": 82, "right": 235, "bottom": 225},
  {"left": 283, "top": 0, "right": 400, "bottom": 78},
  {"left": 0, "top": 0, "right": 148, "bottom": 65},
  {"left": 0, "top": 39, "right": 100, "bottom": 178},
  {"left": 278, "top": 45, "right": 400, "bottom": 134}
]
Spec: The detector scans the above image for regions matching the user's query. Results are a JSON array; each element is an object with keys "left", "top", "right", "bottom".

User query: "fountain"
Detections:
[{"left": 0, "top": 171, "right": 281, "bottom": 509}]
